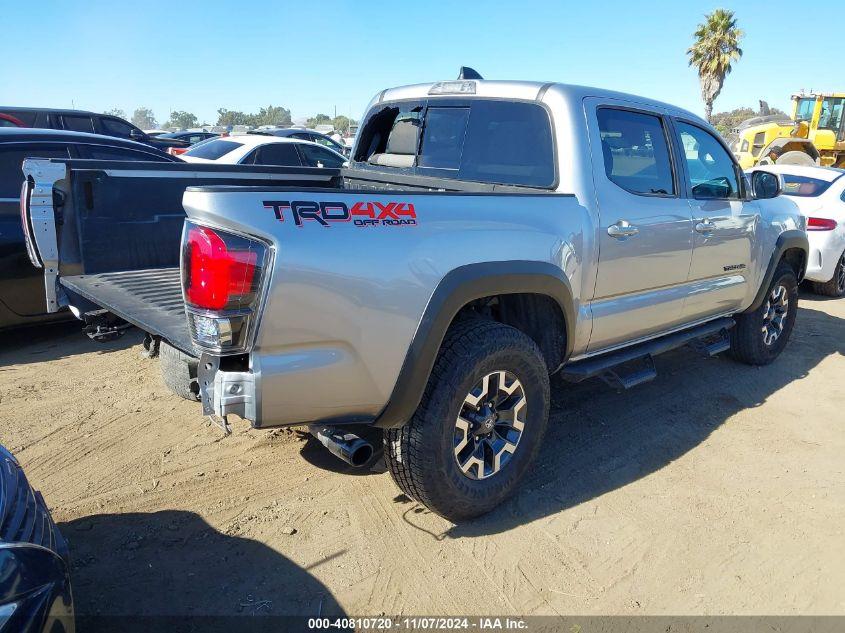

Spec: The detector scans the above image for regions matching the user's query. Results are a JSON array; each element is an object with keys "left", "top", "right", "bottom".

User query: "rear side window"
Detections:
[
  {"left": 247, "top": 143, "right": 302, "bottom": 166},
  {"left": 781, "top": 175, "right": 833, "bottom": 197},
  {"left": 62, "top": 115, "right": 95, "bottom": 133},
  {"left": 597, "top": 108, "right": 675, "bottom": 195},
  {"left": 0, "top": 145, "right": 70, "bottom": 198},
  {"left": 184, "top": 139, "right": 243, "bottom": 160}
]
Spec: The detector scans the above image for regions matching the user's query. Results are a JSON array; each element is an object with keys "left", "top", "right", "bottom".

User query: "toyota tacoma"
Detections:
[{"left": 20, "top": 72, "right": 808, "bottom": 520}]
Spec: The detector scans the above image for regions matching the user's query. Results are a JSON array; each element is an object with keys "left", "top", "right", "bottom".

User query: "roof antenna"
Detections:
[{"left": 458, "top": 66, "right": 483, "bottom": 80}]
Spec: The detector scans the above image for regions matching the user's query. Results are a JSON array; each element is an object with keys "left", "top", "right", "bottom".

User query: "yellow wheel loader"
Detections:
[{"left": 733, "top": 92, "right": 845, "bottom": 169}]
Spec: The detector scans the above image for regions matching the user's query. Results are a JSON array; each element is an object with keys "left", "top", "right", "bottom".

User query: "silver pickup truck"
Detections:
[{"left": 21, "top": 75, "right": 808, "bottom": 520}]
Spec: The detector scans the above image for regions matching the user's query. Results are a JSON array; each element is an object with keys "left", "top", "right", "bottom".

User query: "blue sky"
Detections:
[{"left": 0, "top": 0, "right": 839, "bottom": 125}]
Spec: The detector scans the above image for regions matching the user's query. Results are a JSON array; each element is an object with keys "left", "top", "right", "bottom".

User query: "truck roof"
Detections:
[{"left": 376, "top": 79, "right": 707, "bottom": 125}]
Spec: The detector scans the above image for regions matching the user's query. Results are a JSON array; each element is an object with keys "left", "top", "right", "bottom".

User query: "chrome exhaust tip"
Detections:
[{"left": 308, "top": 425, "right": 374, "bottom": 468}]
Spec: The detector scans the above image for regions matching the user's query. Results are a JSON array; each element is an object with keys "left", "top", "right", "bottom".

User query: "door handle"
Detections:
[
  {"left": 695, "top": 219, "right": 716, "bottom": 234},
  {"left": 607, "top": 220, "right": 639, "bottom": 239}
]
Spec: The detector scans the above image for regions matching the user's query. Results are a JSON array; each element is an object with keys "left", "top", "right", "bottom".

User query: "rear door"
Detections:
[
  {"left": 586, "top": 99, "right": 694, "bottom": 352},
  {"left": 673, "top": 119, "right": 756, "bottom": 321},
  {"left": 0, "top": 144, "right": 70, "bottom": 317}
]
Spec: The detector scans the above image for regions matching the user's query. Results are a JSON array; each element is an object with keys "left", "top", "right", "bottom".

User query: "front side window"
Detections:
[
  {"left": 597, "top": 108, "right": 675, "bottom": 195},
  {"left": 184, "top": 139, "right": 243, "bottom": 160},
  {"left": 62, "top": 115, "right": 95, "bottom": 133},
  {"left": 297, "top": 144, "right": 344, "bottom": 168},
  {"left": 781, "top": 175, "right": 833, "bottom": 197},
  {"left": 676, "top": 121, "right": 740, "bottom": 200},
  {"left": 101, "top": 117, "right": 134, "bottom": 138},
  {"left": 818, "top": 97, "right": 845, "bottom": 132}
]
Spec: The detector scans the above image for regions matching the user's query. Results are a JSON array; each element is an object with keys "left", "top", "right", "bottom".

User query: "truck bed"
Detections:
[{"left": 60, "top": 268, "right": 193, "bottom": 353}]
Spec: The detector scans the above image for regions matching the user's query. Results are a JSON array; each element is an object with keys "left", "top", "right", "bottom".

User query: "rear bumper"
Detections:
[
  {"left": 804, "top": 229, "right": 845, "bottom": 283},
  {"left": 200, "top": 349, "right": 383, "bottom": 429}
]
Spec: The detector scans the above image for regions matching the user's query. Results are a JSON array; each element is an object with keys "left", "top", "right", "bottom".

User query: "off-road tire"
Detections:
[
  {"left": 810, "top": 249, "right": 845, "bottom": 297},
  {"left": 729, "top": 262, "right": 798, "bottom": 365},
  {"left": 159, "top": 341, "right": 201, "bottom": 401},
  {"left": 384, "top": 317, "right": 550, "bottom": 521}
]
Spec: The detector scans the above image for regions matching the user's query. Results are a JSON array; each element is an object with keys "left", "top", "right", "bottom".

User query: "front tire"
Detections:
[
  {"left": 729, "top": 262, "right": 798, "bottom": 365},
  {"left": 810, "top": 249, "right": 845, "bottom": 297},
  {"left": 385, "top": 318, "right": 550, "bottom": 521}
]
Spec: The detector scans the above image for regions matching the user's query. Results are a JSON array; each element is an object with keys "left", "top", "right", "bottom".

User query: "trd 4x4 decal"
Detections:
[{"left": 263, "top": 200, "right": 417, "bottom": 227}]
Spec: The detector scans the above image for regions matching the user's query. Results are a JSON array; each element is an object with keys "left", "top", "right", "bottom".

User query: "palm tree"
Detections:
[{"left": 687, "top": 9, "right": 744, "bottom": 122}]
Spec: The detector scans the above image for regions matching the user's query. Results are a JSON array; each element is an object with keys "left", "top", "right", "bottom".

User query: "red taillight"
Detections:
[
  {"left": 184, "top": 225, "right": 259, "bottom": 310},
  {"left": 807, "top": 217, "right": 837, "bottom": 231},
  {"left": 182, "top": 222, "right": 268, "bottom": 353},
  {"left": 167, "top": 147, "right": 188, "bottom": 156}
]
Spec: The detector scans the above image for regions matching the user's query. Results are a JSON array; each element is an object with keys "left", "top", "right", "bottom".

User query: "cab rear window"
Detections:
[
  {"left": 185, "top": 139, "right": 242, "bottom": 160},
  {"left": 356, "top": 99, "right": 555, "bottom": 188}
]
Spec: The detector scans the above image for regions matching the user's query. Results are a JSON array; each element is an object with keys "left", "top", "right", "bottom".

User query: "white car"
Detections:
[
  {"left": 749, "top": 164, "right": 845, "bottom": 296},
  {"left": 179, "top": 134, "right": 347, "bottom": 169}
]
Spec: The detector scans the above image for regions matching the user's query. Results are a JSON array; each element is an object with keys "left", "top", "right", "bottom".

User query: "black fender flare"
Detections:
[
  {"left": 745, "top": 230, "right": 808, "bottom": 313},
  {"left": 373, "top": 261, "right": 575, "bottom": 429}
]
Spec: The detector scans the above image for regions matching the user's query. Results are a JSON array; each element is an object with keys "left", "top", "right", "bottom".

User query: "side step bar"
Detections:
[{"left": 561, "top": 317, "right": 735, "bottom": 388}]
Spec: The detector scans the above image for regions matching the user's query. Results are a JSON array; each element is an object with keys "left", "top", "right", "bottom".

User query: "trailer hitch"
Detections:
[{"left": 81, "top": 309, "right": 131, "bottom": 343}]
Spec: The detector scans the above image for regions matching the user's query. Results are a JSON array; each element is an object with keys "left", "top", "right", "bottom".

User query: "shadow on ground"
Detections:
[
  {"left": 61, "top": 510, "right": 345, "bottom": 632},
  {"left": 430, "top": 305, "right": 844, "bottom": 537},
  {"left": 0, "top": 320, "right": 140, "bottom": 368}
]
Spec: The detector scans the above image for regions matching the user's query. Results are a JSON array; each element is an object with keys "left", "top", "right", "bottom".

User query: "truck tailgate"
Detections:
[{"left": 60, "top": 268, "right": 193, "bottom": 354}]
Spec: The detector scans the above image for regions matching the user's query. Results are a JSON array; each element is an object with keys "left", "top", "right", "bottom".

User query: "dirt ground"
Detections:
[{"left": 0, "top": 293, "right": 843, "bottom": 620}]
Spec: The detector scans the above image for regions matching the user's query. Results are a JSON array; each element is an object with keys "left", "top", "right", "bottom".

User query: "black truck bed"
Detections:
[{"left": 60, "top": 268, "right": 193, "bottom": 354}]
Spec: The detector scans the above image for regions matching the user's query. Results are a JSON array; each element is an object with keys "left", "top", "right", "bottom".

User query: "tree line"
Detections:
[{"left": 102, "top": 106, "right": 356, "bottom": 133}]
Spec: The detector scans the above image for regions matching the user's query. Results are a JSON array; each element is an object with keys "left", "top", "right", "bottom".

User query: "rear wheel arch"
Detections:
[{"left": 373, "top": 261, "right": 574, "bottom": 429}]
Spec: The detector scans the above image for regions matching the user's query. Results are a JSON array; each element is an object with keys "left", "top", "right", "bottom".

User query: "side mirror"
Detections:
[
  {"left": 750, "top": 170, "right": 783, "bottom": 200},
  {"left": 129, "top": 129, "right": 146, "bottom": 141}
]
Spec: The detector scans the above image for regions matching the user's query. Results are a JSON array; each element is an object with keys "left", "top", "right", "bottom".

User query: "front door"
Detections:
[
  {"left": 586, "top": 101, "right": 694, "bottom": 353},
  {"left": 673, "top": 120, "right": 756, "bottom": 321}
]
